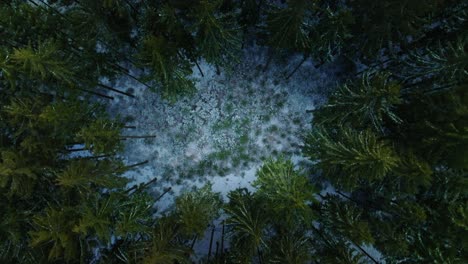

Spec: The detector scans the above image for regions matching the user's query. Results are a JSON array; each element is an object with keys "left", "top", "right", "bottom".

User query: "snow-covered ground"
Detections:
[{"left": 106, "top": 46, "right": 345, "bottom": 213}]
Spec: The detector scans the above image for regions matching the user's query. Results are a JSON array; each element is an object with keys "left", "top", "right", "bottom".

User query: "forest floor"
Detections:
[{"left": 107, "top": 45, "right": 345, "bottom": 212}]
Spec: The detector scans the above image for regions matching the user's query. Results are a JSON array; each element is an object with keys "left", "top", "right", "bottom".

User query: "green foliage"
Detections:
[
  {"left": 73, "top": 194, "right": 115, "bottom": 243},
  {"left": 405, "top": 36, "right": 468, "bottom": 85},
  {"left": 305, "top": 127, "right": 399, "bottom": 190},
  {"left": 1, "top": 0, "right": 467, "bottom": 263},
  {"left": 138, "top": 35, "right": 195, "bottom": 100},
  {"left": 348, "top": 0, "right": 445, "bottom": 57},
  {"left": 265, "top": 0, "right": 313, "bottom": 52},
  {"left": 319, "top": 240, "right": 367, "bottom": 264},
  {"left": 57, "top": 160, "right": 127, "bottom": 192},
  {"left": 115, "top": 192, "right": 153, "bottom": 238},
  {"left": 10, "top": 40, "right": 73, "bottom": 83},
  {"left": 254, "top": 158, "right": 316, "bottom": 225},
  {"left": 310, "top": 7, "right": 355, "bottom": 61},
  {"left": 314, "top": 72, "right": 402, "bottom": 131},
  {"left": 30, "top": 207, "right": 80, "bottom": 261},
  {"left": 0, "top": 150, "right": 38, "bottom": 197},
  {"left": 142, "top": 216, "right": 191, "bottom": 264},
  {"left": 266, "top": 231, "right": 312, "bottom": 264},
  {"left": 78, "top": 118, "right": 123, "bottom": 155},
  {"left": 174, "top": 183, "right": 222, "bottom": 237},
  {"left": 392, "top": 152, "right": 433, "bottom": 194},
  {"left": 320, "top": 196, "right": 374, "bottom": 245},
  {"left": 224, "top": 188, "right": 268, "bottom": 262},
  {"left": 192, "top": 0, "right": 241, "bottom": 69}
]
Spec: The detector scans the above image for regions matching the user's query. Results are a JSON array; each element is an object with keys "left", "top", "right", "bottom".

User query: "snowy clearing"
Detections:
[{"left": 107, "top": 45, "right": 344, "bottom": 212}]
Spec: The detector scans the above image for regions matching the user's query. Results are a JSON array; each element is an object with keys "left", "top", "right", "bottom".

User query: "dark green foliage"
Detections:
[
  {"left": 266, "top": 231, "right": 312, "bottom": 264},
  {"left": 309, "top": 7, "right": 355, "bottom": 62},
  {"left": 191, "top": 0, "right": 241, "bottom": 69},
  {"left": 78, "top": 118, "right": 123, "bottom": 155},
  {"left": 314, "top": 72, "right": 402, "bottom": 131},
  {"left": 265, "top": 0, "right": 313, "bottom": 52},
  {"left": 405, "top": 36, "right": 468, "bottom": 85},
  {"left": 138, "top": 35, "right": 195, "bottom": 100},
  {"left": 254, "top": 158, "right": 316, "bottom": 225},
  {"left": 140, "top": 215, "right": 192, "bottom": 264},
  {"left": 304, "top": 6, "right": 468, "bottom": 261},
  {"left": 224, "top": 188, "right": 269, "bottom": 262},
  {"left": 29, "top": 207, "right": 80, "bottom": 261},
  {"left": 9, "top": 40, "right": 73, "bottom": 83},
  {"left": 319, "top": 240, "right": 367, "bottom": 264},
  {"left": 305, "top": 127, "right": 399, "bottom": 190},
  {"left": 174, "top": 184, "right": 222, "bottom": 237},
  {"left": 320, "top": 196, "right": 374, "bottom": 245},
  {"left": 348, "top": 0, "right": 447, "bottom": 58}
]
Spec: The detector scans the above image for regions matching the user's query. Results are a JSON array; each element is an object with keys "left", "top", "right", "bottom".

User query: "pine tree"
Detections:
[
  {"left": 309, "top": 7, "right": 354, "bottom": 63},
  {"left": 138, "top": 35, "right": 195, "bottom": 100},
  {"left": 266, "top": 230, "right": 312, "bottom": 264},
  {"left": 191, "top": 0, "right": 241, "bottom": 71},
  {"left": 29, "top": 207, "right": 80, "bottom": 261},
  {"left": 348, "top": 0, "right": 446, "bottom": 58},
  {"left": 253, "top": 158, "right": 316, "bottom": 226},
  {"left": 141, "top": 215, "right": 192, "bottom": 264},
  {"left": 224, "top": 188, "right": 269, "bottom": 263},
  {"left": 78, "top": 118, "right": 123, "bottom": 155},
  {"left": 9, "top": 40, "right": 73, "bottom": 83},
  {"left": 264, "top": 0, "right": 313, "bottom": 53},
  {"left": 320, "top": 196, "right": 374, "bottom": 245},
  {"left": 304, "top": 127, "right": 399, "bottom": 191},
  {"left": 174, "top": 183, "right": 222, "bottom": 237},
  {"left": 314, "top": 71, "right": 402, "bottom": 132},
  {"left": 406, "top": 37, "right": 468, "bottom": 83}
]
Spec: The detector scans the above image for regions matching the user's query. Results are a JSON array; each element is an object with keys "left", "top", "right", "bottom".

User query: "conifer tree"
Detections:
[
  {"left": 138, "top": 35, "right": 195, "bottom": 100},
  {"left": 174, "top": 184, "right": 222, "bottom": 237},
  {"left": 309, "top": 6, "right": 354, "bottom": 63},
  {"left": 254, "top": 158, "right": 316, "bottom": 226},
  {"left": 305, "top": 127, "right": 399, "bottom": 191},
  {"left": 314, "top": 71, "right": 402, "bottom": 131},
  {"left": 191, "top": 0, "right": 241, "bottom": 71},
  {"left": 224, "top": 188, "right": 269, "bottom": 263},
  {"left": 320, "top": 196, "right": 374, "bottom": 245},
  {"left": 262, "top": 0, "right": 314, "bottom": 71}
]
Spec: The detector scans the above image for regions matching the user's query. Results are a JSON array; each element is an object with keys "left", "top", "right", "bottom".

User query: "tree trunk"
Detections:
[
  {"left": 97, "top": 83, "right": 135, "bottom": 98},
  {"left": 194, "top": 59, "right": 205, "bottom": 77},
  {"left": 124, "top": 160, "right": 149, "bottom": 169},
  {"left": 285, "top": 54, "right": 308, "bottom": 80},
  {"left": 178, "top": 50, "right": 204, "bottom": 77},
  {"left": 75, "top": 87, "right": 114, "bottom": 100},
  {"left": 257, "top": 247, "right": 263, "bottom": 264},
  {"left": 349, "top": 238, "right": 380, "bottom": 264},
  {"left": 155, "top": 187, "right": 172, "bottom": 202},
  {"left": 79, "top": 154, "right": 112, "bottom": 160},
  {"left": 241, "top": 26, "right": 248, "bottom": 50},
  {"left": 120, "top": 135, "right": 156, "bottom": 139},
  {"left": 125, "top": 176, "right": 158, "bottom": 194},
  {"left": 314, "top": 58, "right": 325, "bottom": 69},
  {"left": 263, "top": 48, "right": 274, "bottom": 72},
  {"left": 111, "top": 63, "right": 152, "bottom": 89},
  {"left": 208, "top": 225, "right": 215, "bottom": 258},
  {"left": 66, "top": 148, "right": 87, "bottom": 152},
  {"left": 190, "top": 234, "right": 198, "bottom": 249},
  {"left": 220, "top": 221, "right": 225, "bottom": 258}
]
